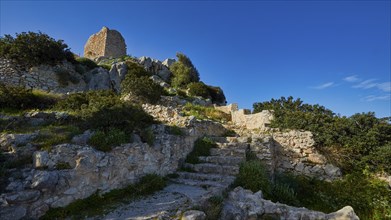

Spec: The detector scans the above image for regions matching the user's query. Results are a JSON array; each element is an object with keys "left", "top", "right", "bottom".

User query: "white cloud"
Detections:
[
  {"left": 312, "top": 82, "right": 335, "bottom": 90},
  {"left": 353, "top": 79, "right": 378, "bottom": 89},
  {"left": 376, "top": 82, "right": 391, "bottom": 92},
  {"left": 343, "top": 75, "right": 361, "bottom": 82},
  {"left": 362, "top": 94, "right": 391, "bottom": 102}
]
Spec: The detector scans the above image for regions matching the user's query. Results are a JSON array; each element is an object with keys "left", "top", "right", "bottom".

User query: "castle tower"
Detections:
[{"left": 83, "top": 26, "right": 126, "bottom": 60}]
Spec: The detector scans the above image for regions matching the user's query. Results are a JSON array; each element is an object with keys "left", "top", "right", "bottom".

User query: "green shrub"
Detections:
[
  {"left": 84, "top": 103, "right": 154, "bottom": 133},
  {"left": 234, "top": 160, "right": 271, "bottom": 195},
  {"left": 125, "top": 61, "right": 151, "bottom": 77},
  {"left": 0, "top": 84, "right": 57, "bottom": 110},
  {"left": 140, "top": 127, "right": 155, "bottom": 145},
  {"left": 56, "top": 162, "right": 72, "bottom": 170},
  {"left": 0, "top": 31, "right": 74, "bottom": 68},
  {"left": 121, "top": 74, "right": 163, "bottom": 104},
  {"left": 182, "top": 103, "right": 230, "bottom": 122},
  {"left": 55, "top": 68, "right": 80, "bottom": 87},
  {"left": 54, "top": 90, "right": 154, "bottom": 134},
  {"left": 41, "top": 174, "right": 166, "bottom": 219},
  {"left": 185, "top": 137, "right": 217, "bottom": 164},
  {"left": 88, "top": 129, "right": 129, "bottom": 152},
  {"left": 187, "top": 82, "right": 210, "bottom": 99},
  {"left": 76, "top": 57, "right": 98, "bottom": 70},
  {"left": 170, "top": 53, "right": 200, "bottom": 88},
  {"left": 166, "top": 125, "right": 184, "bottom": 136},
  {"left": 207, "top": 85, "right": 226, "bottom": 104}
]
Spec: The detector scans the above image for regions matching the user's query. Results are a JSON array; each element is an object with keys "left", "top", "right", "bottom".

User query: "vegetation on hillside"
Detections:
[
  {"left": 0, "top": 31, "right": 75, "bottom": 68},
  {"left": 253, "top": 96, "right": 391, "bottom": 174}
]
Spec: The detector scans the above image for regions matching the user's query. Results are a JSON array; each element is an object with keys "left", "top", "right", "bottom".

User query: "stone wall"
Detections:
[
  {"left": 215, "top": 103, "right": 273, "bottom": 130},
  {"left": 0, "top": 118, "right": 227, "bottom": 219},
  {"left": 0, "top": 58, "right": 128, "bottom": 94},
  {"left": 84, "top": 27, "right": 126, "bottom": 60},
  {"left": 249, "top": 131, "right": 341, "bottom": 181},
  {"left": 0, "top": 58, "right": 86, "bottom": 93}
]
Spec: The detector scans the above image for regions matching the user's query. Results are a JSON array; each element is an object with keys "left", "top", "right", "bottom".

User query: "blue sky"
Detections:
[{"left": 1, "top": 1, "right": 390, "bottom": 117}]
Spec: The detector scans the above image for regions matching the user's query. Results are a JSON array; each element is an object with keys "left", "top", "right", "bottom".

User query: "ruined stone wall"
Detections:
[
  {"left": 231, "top": 109, "right": 273, "bottom": 130},
  {"left": 84, "top": 27, "right": 126, "bottom": 60},
  {"left": 104, "top": 29, "right": 126, "bottom": 58},
  {"left": 214, "top": 103, "right": 238, "bottom": 115},
  {"left": 249, "top": 131, "right": 341, "bottom": 181},
  {"left": 0, "top": 58, "right": 86, "bottom": 93},
  {"left": 83, "top": 27, "right": 107, "bottom": 59}
]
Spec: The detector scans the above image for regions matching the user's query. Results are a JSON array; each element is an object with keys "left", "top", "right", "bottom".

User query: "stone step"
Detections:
[
  {"left": 216, "top": 142, "right": 249, "bottom": 149},
  {"left": 210, "top": 148, "right": 246, "bottom": 157},
  {"left": 198, "top": 156, "right": 244, "bottom": 166},
  {"left": 208, "top": 136, "right": 229, "bottom": 143},
  {"left": 184, "top": 163, "right": 239, "bottom": 175},
  {"left": 170, "top": 178, "right": 229, "bottom": 189},
  {"left": 176, "top": 171, "right": 236, "bottom": 184}
]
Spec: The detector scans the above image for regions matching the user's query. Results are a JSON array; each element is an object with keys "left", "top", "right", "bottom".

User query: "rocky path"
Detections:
[{"left": 95, "top": 136, "right": 248, "bottom": 220}]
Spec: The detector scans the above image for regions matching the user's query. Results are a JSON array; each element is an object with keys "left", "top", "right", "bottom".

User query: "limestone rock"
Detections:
[
  {"left": 31, "top": 171, "right": 59, "bottom": 190},
  {"left": 5, "top": 190, "right": 40, "bottom": 204},
  {"left": 162, "top": 58, "right": 176, "bottom": 68},
  {"left": 0, "top": 206, "right": 27, "bottom": 220},
  {"left": 84, "top": 26, "right": 126, "bottom": 60},
  {"left": 86, "top": 67, "right": 112, "bottom": 90},
  {"left": 181, "top": 210, "right": 206, "bottom": 220},
  {"left": 137, "top": 56, "right": 172, "bottom": 82},
  {"left": 220, "top": 187, "right": 359, "bottom": 220},
  {"left": 71, "top": 130, "right": 94, "bottom": 145},
  {"left": 109, "top": 61, "right": 128, "bottom": 92}
]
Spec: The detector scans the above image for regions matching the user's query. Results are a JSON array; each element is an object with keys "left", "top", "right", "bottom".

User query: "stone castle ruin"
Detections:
[{"left": 84, "top": 26, "right": 127, "bottom": 60}]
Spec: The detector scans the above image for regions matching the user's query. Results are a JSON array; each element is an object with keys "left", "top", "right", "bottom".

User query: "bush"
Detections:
[
  {"left": 185, "top": 137, "right": 217, "bottom": 164},
  {"left": 0, "top": 31, "right": 74, "bottom": 68},
  {"left": 121, "top": 74, "right": 163, "bottom": 104},
  {"left": 84, "top": 103, "right": 154, "bottom": 133},
  {"left": 54, "top": 90, "right": 154, "bottom": 135},
  {"left": 0, "top": 83, "right": 57, "bottom": 110},
  {"left": 88, "top": 129, "right": 129, "bottom": 152},
  {"left": 55, "top": 68, "right": 80, "bottom": 87},
  {"left": 207, "top": 85, "right": 226, "bottom": 105},
  {"left": 170, "top": 53, "right": 200, "bottom": 88},
  {"left": 187, "top": 82, "right": 210, "bottom": 99},
  {"left": 125, "top": 61, "right": 151, "bottom": 77},
  {"left": 234, "top": 160, "right": 271, "bottom": 195},
  {"left": 140, "top": 127, "right": 155, "bottom": 145},
  {"left": 182, "top": 103, "right": 231, "bottom": 122},
  {"left": 76, "top": 57, "right": 98, "bottom": 70}
]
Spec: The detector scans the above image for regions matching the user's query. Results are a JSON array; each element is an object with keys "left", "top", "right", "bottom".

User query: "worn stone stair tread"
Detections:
[
  {"left": 216, "top": 142, "right": 249, "bottom": 149},
  {"left": 198, "top": 155, "right": 244, "bottom": 166},
  {"left": 176, "top": 171, "right": 236, "bottom": 183},
  {"left": 210, "top": 148, "right": 247, "bottom": 157},
  {"left": 184, "top": 163, "right": 240, "bottom": 175},
  {"left": 170, "top": 178, "right": 230, "bottom": 189}
]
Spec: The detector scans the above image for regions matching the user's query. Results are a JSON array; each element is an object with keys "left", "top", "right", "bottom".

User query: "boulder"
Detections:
[
  {"left": 181, "top": 210, "right": 206, "bottom": 220},
  {"left": 220, "top": 187, "right": 359, "bottom": 220},
  {"left": 31, "top": 171, "right": 59, "bottom": 190},
  {"left": 162, "top": 58, "right": 176, "bottom": 68},
  {"left": 109, "top": 61, "right": 127, "bottom": 92},
  {"left": 86, "top": 67, "right": 112, "bottom": 90}
]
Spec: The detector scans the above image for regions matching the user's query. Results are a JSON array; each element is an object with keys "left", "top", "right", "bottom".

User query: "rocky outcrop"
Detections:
[
  {"left": 137, "top": 56, "right": 172, "bottom": 82},
  {"left": 84, "top": 26, "right": 126, "bottom": 60},
  {"left": 220, "top": 187, "right": 359, "bottom": 220}
]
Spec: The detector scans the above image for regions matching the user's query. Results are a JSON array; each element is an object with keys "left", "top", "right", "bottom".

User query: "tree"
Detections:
[{"left": 170, "top": 52, "right": 200, "bottom": 87}]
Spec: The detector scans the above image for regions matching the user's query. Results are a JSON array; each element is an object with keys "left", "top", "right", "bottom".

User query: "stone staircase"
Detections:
[{"left": 170, "top": 136, "right": 249, "bottom": 200}]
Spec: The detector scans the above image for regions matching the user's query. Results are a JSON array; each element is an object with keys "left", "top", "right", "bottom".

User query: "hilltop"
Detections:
[{"left": 0, "top": 30, "right": 390, "bottom": 220}]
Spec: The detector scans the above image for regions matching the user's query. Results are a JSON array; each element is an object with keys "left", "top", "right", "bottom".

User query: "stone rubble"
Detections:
[{"left": 220, "top": 187, "right": 359, "bottom": 220}]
